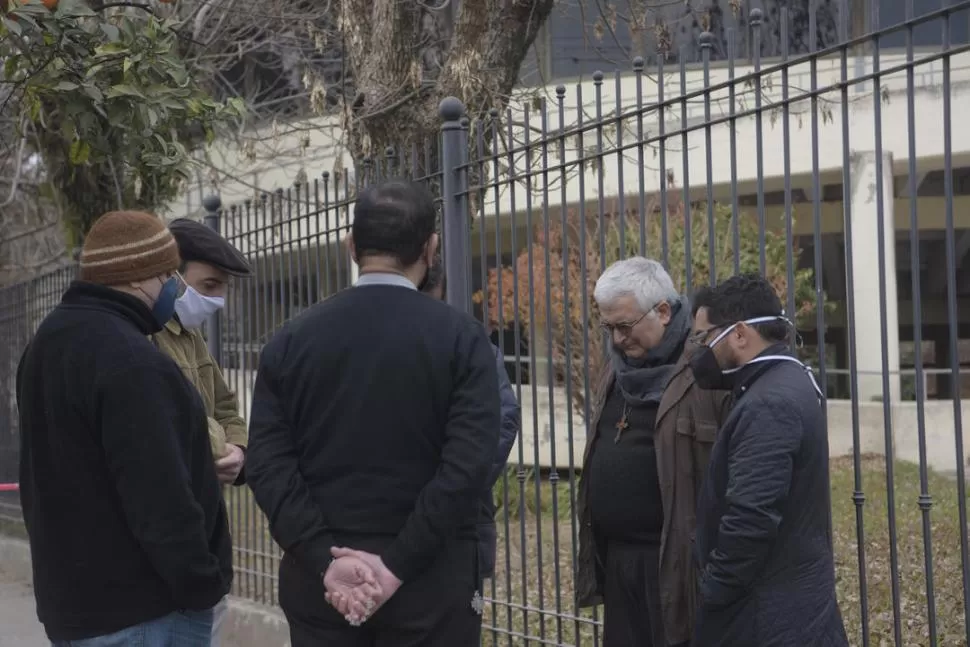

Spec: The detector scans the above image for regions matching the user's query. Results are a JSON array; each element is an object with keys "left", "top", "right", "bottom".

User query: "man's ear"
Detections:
[
  {"left": 733, "top": 322, "right": 751, "bottom": 348},
  {"left": 426, "top": 232, "right": 439, "bottom": 263},
  {"left": 347, "top": 233, "right": 358, "bottom": 265}
]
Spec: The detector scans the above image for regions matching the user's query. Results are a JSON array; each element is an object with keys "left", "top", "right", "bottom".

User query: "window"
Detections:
[
  {"left": 537, "top": 0, "right": 851, "bottom": 83},
  {"left": 876, "top": 0, "right": 970, "bottom": 48}
]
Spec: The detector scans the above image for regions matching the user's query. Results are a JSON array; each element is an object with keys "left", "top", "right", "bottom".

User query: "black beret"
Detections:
[{"left": 168, "top": 218, "right": 252, "bottom": 277}]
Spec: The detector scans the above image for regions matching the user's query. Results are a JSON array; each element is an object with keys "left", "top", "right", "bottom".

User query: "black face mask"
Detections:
[{"left": 689, "top": 345, "right": 734, "bottom": 391}]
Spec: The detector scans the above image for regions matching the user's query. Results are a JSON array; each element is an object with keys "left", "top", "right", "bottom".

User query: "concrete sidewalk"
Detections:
[
  {"left": 0, "top": 574, "right": 46, "bottom": 646},
  {"left": 0, "top": 536, "right": 291, "bottom": 647}
]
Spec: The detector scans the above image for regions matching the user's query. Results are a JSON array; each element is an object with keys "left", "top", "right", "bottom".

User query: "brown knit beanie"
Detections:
[{"left": 79, "top": 211, "right": 181, "bottom": 285}]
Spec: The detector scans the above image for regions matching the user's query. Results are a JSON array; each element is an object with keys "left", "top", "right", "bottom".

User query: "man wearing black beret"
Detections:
[{"left": 157, "top": 217, "right": 253, "bottom": 646}]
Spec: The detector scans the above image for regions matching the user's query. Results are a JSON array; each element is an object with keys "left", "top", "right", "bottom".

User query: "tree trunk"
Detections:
[{"left": 338, "top": 0, "right": 555, "bottom": 183}]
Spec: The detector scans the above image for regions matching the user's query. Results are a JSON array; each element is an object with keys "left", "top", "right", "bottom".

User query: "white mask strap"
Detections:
[
  {"left": 708, "top": 315, "right": 792, "bottom": 348},
  {"left": 724, "top": 355, "right": 824, "bottom": 401}
]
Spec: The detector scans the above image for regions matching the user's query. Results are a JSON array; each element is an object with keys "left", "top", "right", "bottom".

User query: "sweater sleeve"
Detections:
[
  {"left": 213, "top": 362, "right": 248, "bottom": 450},
  {"left": 488, "top": 344, "right": 520, "bottom": 487},
  {"left": 246, "top": 331, "right": 336, "bottom": 577},
  {"left": 98, "top": 363, "right": 224, "bottom": 610},
  {"left": 381, "top": 321, "right": 501, "bottom": 582}
]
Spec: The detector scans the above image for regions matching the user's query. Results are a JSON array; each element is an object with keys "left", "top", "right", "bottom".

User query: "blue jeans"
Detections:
[{"left": 52, "top": 608, "right": 214, "bottom": 647}]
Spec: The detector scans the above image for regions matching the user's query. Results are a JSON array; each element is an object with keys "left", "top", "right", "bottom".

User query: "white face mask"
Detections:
[
  {"left": 690, "top": 315, "right": 822, "bottom": 401},
  {"left": 174, "top": 286, "right": 225, "bottom": 329}
]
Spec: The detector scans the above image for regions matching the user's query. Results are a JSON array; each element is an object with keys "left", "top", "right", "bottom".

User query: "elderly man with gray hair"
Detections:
[{"left": 576, "top": 256, "right": 732, "bottom": 647}]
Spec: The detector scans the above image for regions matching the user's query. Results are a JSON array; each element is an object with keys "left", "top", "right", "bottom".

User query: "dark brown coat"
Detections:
[{"left": 576, "top": 352, "right": 732, "bottom": 645}]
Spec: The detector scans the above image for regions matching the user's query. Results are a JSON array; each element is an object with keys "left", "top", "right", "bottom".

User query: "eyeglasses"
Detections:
[
  {"left": 687, "top": 325, "right": 724, "bottom": 346},
  {"left": 600, "top": 309, "right": 652, "bottom": 337}
]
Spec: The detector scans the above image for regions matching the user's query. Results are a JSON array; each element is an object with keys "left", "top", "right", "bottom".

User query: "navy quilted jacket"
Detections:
[
  {"left": 693, "top": 348, "right": 848, "bottom": 647},
  {"left": 478, "top": 344, "right": 521, "bottom": 579}
]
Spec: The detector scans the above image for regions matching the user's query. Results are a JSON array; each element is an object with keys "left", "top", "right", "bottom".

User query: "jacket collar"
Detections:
[
  {"left": 164, "top": 316, "right": 186, "bottom": 335},
  {"left": 731, "top": 343, "right": 792, "bottom": 399},
  {"left": 656, "top": 352, "right": 694, "bottom": 426},
  {"left": 62, "top": 281, "right": 161, "bottom": 335}
]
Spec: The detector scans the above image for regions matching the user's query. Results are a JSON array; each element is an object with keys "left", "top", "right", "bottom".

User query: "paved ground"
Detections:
[{"left": 0, "top": 575, "right": 46, "bottom": 646}]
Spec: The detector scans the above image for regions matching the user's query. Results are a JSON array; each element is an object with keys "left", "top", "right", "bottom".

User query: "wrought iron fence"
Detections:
[{"left": 3, "top": 1, "right": 970, "bottom": 645}]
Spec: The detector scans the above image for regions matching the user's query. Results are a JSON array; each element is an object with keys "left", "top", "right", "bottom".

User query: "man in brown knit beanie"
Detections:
[{"left": 17, "top": 210, "right": 232, "bottom": 646}]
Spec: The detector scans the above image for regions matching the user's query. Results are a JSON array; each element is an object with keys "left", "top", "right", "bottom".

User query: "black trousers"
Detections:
[
  {"left": 279, "top": 535, "right": 481, "bottom": 647},
  {"left": 602, "top": 540, "right": 688, "bottom": 647}
]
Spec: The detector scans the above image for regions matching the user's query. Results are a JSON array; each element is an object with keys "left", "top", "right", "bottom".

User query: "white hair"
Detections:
[{"left": 593, "top": 256, "right": 679, "bottom": 314}]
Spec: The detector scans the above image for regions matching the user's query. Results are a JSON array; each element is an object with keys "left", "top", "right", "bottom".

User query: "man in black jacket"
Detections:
[
  {"left": 419, "top": 258, "right": 522, "bottom": 586},
  {"left": 247, "top": 180, "right": 501, "bottom": 646},
  {"left": 17, "top": 210, "right": 232, "bottom": 645},
  {"left": 688, "top": 274, "right": 848, "bottom": 647}
]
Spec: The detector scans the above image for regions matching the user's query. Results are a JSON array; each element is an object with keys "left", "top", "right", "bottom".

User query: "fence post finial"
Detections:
[
  {"left": 202, "top": 194, "right": 222, "bottom": 215},
  {"left": 439, "top": 96, "right": 464, "bottom": 123},
  {"left": 750, "top": 7, "right": 763, "bottom": 27}
]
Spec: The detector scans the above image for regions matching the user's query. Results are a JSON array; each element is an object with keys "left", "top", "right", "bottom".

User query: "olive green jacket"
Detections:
[{"left": 151, "top": 318, "right": 248, "bottom": 459}]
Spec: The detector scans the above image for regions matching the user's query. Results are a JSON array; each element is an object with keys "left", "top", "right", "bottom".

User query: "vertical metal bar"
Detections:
[
  {"left": 538, "top": 96, "right": 563, "bottom": 645},
  {"left": 751, "top": 8, "right": 767, "bottom": 275},
  {"left": 941, "top": 10, "right": 970, "bottom": 642},
  {"left": 487, "top": 108, "right": 512, "bottom": 643},
  {"left": 293, "top": 183, "right": 306, "bottom": 315},
  {"left": 634, "top": 58, "right": 647, "bottom": 256},
  {"left": 311, "top": 179, "right": 323, "bottom": 302},
  {"left": 657, "top": 56, "right": 669, "bottom": 267},
  {"left": 728, "top": 29, "right": 741, "bottom": 275},
  {"left": 904, "top": 1, "right": 938, "bottom": 642},
  {"left": 679, "top": 48, "right": 693, "bottom": 292},
  {"left": 341, "top": 170, "right": 351, "bottom": 286},
  {"left": 505, "top": 106, "right": 530, "bottom": 643},
  {"left": 839, "top": 1, "right": 870, "bottom": 639},
  {"left": 594, "top": 71, "right": 607, "bottom": 274},
  {"left": 809, "top": 0, "right": 828, "bottom": 398},
  {"left": 615, "top": 70, "right": 626, "bottom": 258},
  {"left": 522, "top": 100, "right": 547, "bottom": 645},
  {"left": 555, "top": 83, "right": 582, "bottom": 645},
  {"left": 575, "top": 80, "right": 600, "bottom": 646},
  {"left": 870, "top": 13, "right": 905, "bottom": 644},
  {"left": 333, "top": 173, "right": 344, "bottom": 289},
  {"left": 458, "top": 118, "right": 473, "bottom": 304},
  {"left": 780, "top": 9, "right": 796, "bottom": 329},
  {"left": 471, "top": 122, "right": 496, "bottom": 647},
  {"left": 255, "top": 191, "right": 271, "bottom": 601},
  {"left": 203, "top": 195, "right": 223, "bottom": 366},
  {"left": 701, "top": 32, "right": 716, "bottom": 287},
  {"left": 239, "top": 201, "right": 252, "bottom": 601},
  {"left": 474, "top": 126, "right": 489, "bottom": 335},
  {"left": 322, "top": 173, "right": 333, "bottom": 295},
  {"left": 440, "top": 98, "right": 471, "bottom": 313},
  {"left": 285, "top": 188, "right": 297, "bottom": 323}
]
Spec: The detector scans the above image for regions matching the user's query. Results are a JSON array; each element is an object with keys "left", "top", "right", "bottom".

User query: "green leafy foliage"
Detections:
[{"left": 1, "top": 0, "right": 244, "bottom": 240}]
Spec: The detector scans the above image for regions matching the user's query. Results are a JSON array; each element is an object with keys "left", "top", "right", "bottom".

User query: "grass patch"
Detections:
[
  {"left": 154, "top": 459, "right": 970, "bottom": 646},
  {"left": 831, "top": 456, "right": 969, "bottom": 647}
]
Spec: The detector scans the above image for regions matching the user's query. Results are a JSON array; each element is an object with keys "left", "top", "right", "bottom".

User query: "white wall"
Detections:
[
  {"left": 174, "top": 50, "right": 970, "bottom": 238},
  {"left": 224, "top": 370, "right": 970, "bottom": 475}
]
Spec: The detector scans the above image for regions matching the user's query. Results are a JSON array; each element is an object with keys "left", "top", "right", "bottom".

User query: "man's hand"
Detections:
[
  {"left": 323, "top": 555, "right": 383, "bottom": 625},
  {"left": 215, "top": 444, "right": 245, "bottom": 484},
  {"left": 328, "top": 546, "right": 403, "bottom": 620}
]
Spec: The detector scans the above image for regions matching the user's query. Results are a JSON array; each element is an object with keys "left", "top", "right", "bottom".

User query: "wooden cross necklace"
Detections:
[{"left": 614, "top": 401, "right": 631, "bottom": 443}]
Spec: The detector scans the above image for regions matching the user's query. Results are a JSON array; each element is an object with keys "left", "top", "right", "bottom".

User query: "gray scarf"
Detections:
[{"left": 611, "top": 295, "right": 691, "bottom": 406}]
